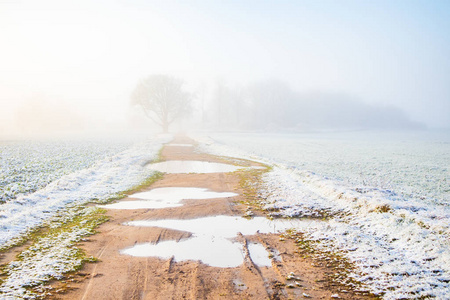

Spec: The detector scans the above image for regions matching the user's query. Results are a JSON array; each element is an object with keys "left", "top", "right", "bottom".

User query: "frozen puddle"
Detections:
[
  {"left": 121, "top": 215, "right": 312, "bottom": 268},
  {"left": 147, "top": 160, "right": 241, "bottom": 173},
  {"left": 99, "top": 187, "right": 238, "bottom": 210}
]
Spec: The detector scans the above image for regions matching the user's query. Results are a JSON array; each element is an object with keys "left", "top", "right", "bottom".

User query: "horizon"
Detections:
[{"left": 1, "top": 0, "right": 449, "bottom": 138}]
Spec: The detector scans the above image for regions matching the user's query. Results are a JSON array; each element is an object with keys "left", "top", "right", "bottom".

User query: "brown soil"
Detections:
[{"left": 43, "top": 136, "right": 376, "bottom": 299}]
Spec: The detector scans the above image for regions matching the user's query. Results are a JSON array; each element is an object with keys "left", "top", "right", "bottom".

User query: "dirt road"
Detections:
[{"left": 52, "top": 136, "right": 374, "bottom": 300}]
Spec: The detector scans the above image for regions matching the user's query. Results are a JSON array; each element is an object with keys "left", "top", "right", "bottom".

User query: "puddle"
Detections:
[
  {"left": 147, "top": 160, "right": 241, "bottom": 173},
  {"left": 165, "top": 144, "right": 193, "bottom": 147},
  {"left": 125, "top": 216, "right": 299, "bottom": 237},
  {"left": 100, "top": 187, "right": 237, "bottom": 210},
  {"left": 121, "top": 216, "right": 311, "bottom": 268},
  {"left": 248, "top": 243, "right": 272, "bottom": 267},
  {"left": 122, "top": 236, "right": 244, "bottom": 268}
]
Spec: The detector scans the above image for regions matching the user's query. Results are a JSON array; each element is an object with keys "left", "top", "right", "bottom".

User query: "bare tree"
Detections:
[{"left": 131, "top": 75, "right": 191, "bottom": 133}]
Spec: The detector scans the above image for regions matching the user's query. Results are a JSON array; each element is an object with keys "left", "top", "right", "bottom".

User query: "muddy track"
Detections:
[{"left": 49, "top": 136, "right": 374, "bottom": 300}]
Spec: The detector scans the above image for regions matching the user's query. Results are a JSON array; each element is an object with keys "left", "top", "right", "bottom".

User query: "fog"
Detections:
[
  {"left": 201, "top": 80, "right": 425, "bottom": 131},
  {"left": 0, "top": 0, "right": 449, "bottom": 138}
]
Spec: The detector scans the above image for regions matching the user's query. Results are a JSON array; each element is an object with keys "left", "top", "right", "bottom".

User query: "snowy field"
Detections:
[
  {"left": 195, "top": 130, "right": 450, "bottom": 299},
  {"left": 0, "top": 135, "right": 170, "bottom": 298},
  {"left": 0, "top": 140, "right": 132, "bottom": 203},
  {"left": 0, "top": 136, "right": 170, "bottom": 248}
]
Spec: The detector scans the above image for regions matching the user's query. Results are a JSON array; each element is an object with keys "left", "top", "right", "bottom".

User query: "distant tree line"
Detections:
[
  {"left": 205, "top": 79, "right": 424, "bottom": 131},
  {"left": 131, "top": 75, "right": 424, "bottom": 133}
]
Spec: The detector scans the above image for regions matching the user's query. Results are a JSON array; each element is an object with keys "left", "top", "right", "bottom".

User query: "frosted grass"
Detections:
[
  {"left": 199, "top": 131, "right": 449, "bottom": 206},
  {"left": 194, "top": 131, "right": 450, "bottom": 299},
  {"left": 0, "top": 136, "right": 171, "bottom": 248},
  {"left": 0, "top": 206, "right": 105, "bottom": 299},
  {"left": 0, "top": 135, "right": 171, "bottom": 298},
  {"left": 261, "top": 167, "right": 450, "bottom": 299},
  {"left": 0, "top": 140, "right": 132, "bottom": 203}
]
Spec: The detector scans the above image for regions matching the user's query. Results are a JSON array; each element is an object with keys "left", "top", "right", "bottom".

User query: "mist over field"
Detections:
[
  {"left": 1, "top": 2, "right": 450, "bottom": 298},
  {"left": 0, "top": 0, "right": 449, "bottom": 137},
  {"left": 196, "top": 80, "right": 426, "bottom": 132}
]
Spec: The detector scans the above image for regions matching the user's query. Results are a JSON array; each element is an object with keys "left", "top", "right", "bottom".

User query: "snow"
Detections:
[
  {"left": 193, "top": 132, "right": 450, "bottom": 299},
  {"left": 0, "top": 140, "right": 132, "bottom": 203},
  {"left": 1, "top": 131, "right": 448, "bottom": 298},
  {"left": 0, "top": 207, "right": 103, "bottom": 299},
  {"left": 0, "top": 136, "right": 171, "bottom": 248},
  {"left": 0, "top": 135, "right": 171, "bottom": 298}
]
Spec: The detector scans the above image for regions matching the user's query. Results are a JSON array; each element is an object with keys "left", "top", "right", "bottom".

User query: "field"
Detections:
[
  {"left": 1, "top": 131, "right": 449, "bottom": 299},
  {"left": 0, "top": 136, "right": 169, "bottom": 298},
  {"left": 197, "top": 130, "right": 450, "bottom": 299},
  {"left": 0, "top": 140, "right": 133, "bottom": 203}
]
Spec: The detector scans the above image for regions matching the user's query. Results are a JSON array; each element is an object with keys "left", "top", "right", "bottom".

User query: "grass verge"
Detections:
[
  {"left": 236, "top": 166, "right": 271, "bottom": 217},
  {"left": 238, "top": 163, "right": 379, "bottom": 298},
  {"left": 0, "top": 206, "right": 107, "bottom": 299},
  {"left": 282, "top": 229, "right": 381, "bottom": 299},
  {"left": 0, "top": 170, "right": 164, "bottom": 299}
]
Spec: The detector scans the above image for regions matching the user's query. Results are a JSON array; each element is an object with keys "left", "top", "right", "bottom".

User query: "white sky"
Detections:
[{"left": 0, "top": 0, "right": 449, "bottom": 132}]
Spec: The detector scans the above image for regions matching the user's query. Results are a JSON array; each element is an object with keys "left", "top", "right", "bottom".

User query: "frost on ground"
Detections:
[
  {"left": 0, "top": 135, "right": 170, "bottom": 299},
  {"left": 0, "top": 140, "right": 132, "bottom": 203},
  {"left": 261, "top": 167, "right": 450, "bottom": 299},
  {"left": 194, "top": 133, "right": 450, "bottom": 299},
  {"left": 196, "top": 132, "right": 450, "bottom": 207},
  {"left": 0, "top": 207, "right": 106, "bottom": 299},
  {"left": 0, "top": 136, "right": 170, "bottom": 249}
]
